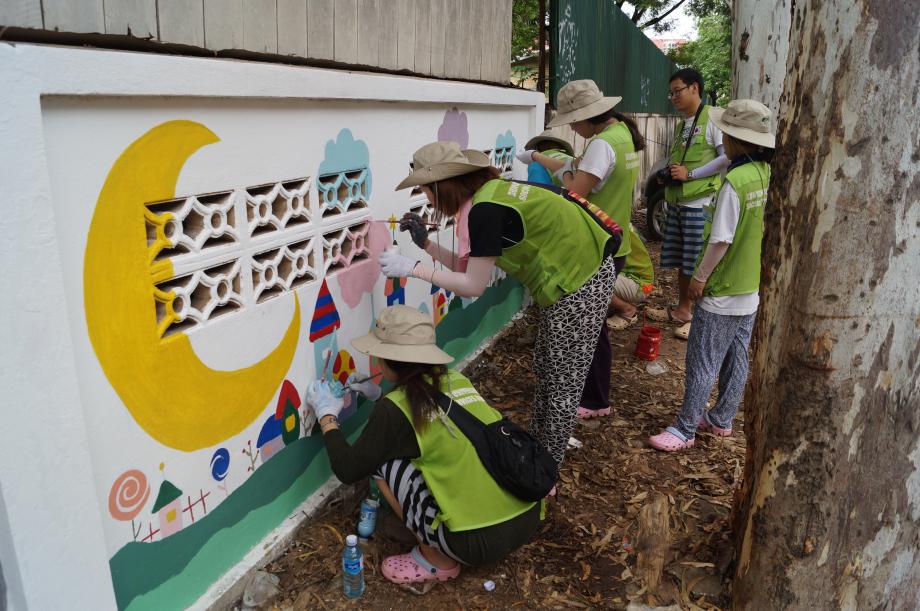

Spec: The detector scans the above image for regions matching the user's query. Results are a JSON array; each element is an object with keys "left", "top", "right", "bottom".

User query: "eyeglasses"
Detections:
[{"left": 667, "top": 85, "right": 691, "bottom": 99}]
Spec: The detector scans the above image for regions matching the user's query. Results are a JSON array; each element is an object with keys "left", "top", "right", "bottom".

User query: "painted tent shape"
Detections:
[
  {"left": 256, "top": 415, "right": 284, "bottom": 463},
  {"left": 275, "top": 380, "right": 301, "bottom": 445},
  {"left": 151, "top": 479, "right": 184, "bottom": 539},
  {"left": 309, "top": 278, "right": 341, "bottom": 342}
]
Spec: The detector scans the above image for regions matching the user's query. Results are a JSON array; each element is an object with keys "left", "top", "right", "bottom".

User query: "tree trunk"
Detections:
[
  {"left": 731, "top": 0, "right": 792, "bottom": 115},
  {"left": 733, "top": 1, "right": 920, "bottom": 608}
]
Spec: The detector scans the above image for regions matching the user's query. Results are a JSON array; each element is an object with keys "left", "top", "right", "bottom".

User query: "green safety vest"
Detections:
[
  {"left": 583, "top": 123, "right": 641, "bottom": 257},
  {"left": 472, "top": 179, "right": 611, "bottom": 307},
  {"left": 543, "top": 149, "right": 572, "bottom": 187},
  {"left": 623, "top": 226, "right": 654, "bottom": 290},
  {"left": 697, "top": 160, "right": 771, "bottom": 296},
  {"left": 665, "top": 105, "right": 722, "bottom": 204},
  {"left": 387, "top": 370, "right": 536, "bottom": 532}
]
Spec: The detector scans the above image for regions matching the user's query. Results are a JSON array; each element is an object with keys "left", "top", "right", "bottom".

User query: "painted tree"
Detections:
[
  {"left": 730, "top": 0, "right": 792, "bottom": 114},
  {"left": 733, "top": 1, "right": 920, "bottom": 608}
]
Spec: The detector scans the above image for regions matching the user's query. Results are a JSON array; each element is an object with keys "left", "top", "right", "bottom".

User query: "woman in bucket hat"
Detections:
[
  {"left": 520, "top": 129, "right": 575, "bottom": 186},
  {"left": 381, "top": 140, "right": 620, "bottom": 467},
  {"left": 519, "top": 78, "right": 646, "bottom": 420},
  {"left": 305, "top": 305, "right": 541, "bottom": 588},
  {"left": 649, "top": 99, "right": 775, "bottom": 452}
]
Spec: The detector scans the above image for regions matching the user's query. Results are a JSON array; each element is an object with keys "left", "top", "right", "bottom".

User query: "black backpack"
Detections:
[{"left": 434, "top": 391, "right": 558, "bottom": 502}]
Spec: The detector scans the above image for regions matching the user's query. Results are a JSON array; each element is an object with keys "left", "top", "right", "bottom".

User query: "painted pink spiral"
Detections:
[{"left": 108, "top": 469, "right": 150, "bottom": 521}]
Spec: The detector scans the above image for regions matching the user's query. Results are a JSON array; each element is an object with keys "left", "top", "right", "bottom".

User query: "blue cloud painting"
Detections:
[{"left": 318, "top": 129, "right": 373, "bottom": 198}]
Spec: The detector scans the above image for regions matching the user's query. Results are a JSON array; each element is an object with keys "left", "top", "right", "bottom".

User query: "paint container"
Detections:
[
  {"left": 356, "top": 498, "right": 379, "bottom": 540},
  {"left": 634, "top": 325, "right": 662, "bottom": 361}
]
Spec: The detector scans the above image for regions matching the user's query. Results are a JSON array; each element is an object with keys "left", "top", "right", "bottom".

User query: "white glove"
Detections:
[
  {"left": 347, "top": 372, "right": 382, "bottom": 401},
  {"left": 515, "top": 149, "right": 536, "bottom": 164},
  {"left": 305, "top": 380, "right": 344, "bottom": 421},
  {"left": 379, "top": 249, "right": 418, "bottom": 278},
  {"left": 553, "top": 159, "right": 574, "bottom": 181}
]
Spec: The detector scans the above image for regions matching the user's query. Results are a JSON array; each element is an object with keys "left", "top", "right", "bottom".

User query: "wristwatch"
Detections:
[{"left": 687, "top": 169, "right": 695, "bottom": 180}]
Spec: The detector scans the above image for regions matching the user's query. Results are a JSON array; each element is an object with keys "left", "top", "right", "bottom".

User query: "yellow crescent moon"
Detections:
[{"left": 84, "top": 120, "right": 300, "bottom": 451}]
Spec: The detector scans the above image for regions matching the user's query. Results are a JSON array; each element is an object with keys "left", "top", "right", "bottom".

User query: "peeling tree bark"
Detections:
[
  {"left": 733, "top": 1, "right": 920, "bottom": 608},
  {"left": 731, "top": 0, "right": 792, "bottom": 115}
]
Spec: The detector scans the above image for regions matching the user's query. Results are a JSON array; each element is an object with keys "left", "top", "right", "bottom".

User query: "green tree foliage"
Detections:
[
  {"left": 667, "top": 13, "right": 732, "bottom": 105},
  {"left": 615, "top": 0, "right": 729, "bottom": 32},
  {"left": 512, "top": 0, "right": 541, "bottom": 60}
]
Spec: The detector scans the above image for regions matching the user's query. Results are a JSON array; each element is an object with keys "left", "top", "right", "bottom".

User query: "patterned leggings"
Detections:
[{"left": 531, "top": 256, "right": 619, "bottom": 465}]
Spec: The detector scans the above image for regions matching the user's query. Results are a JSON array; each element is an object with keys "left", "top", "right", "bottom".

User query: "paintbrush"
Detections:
[
  {"left": 342, "top": 371, "right": 385, "bottom": 390},
  {"left": 370, "top": 219, "right": 441, "bottom": 228}
]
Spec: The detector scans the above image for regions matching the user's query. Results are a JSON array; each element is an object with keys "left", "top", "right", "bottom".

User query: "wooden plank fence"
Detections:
[{"left": 1, "top": 0, "right": 512, "bottom": 84}]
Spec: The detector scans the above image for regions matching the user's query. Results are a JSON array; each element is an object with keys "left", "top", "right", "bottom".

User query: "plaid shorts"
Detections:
[{"left": 660, "top": 202, "right": 708, "bottom": 276}]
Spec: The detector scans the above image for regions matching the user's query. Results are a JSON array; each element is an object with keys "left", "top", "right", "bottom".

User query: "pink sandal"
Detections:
[
  {"left": 381, "top": 546, "right": 460, "bottom": 586},
  {"left": 577, "top": 406, "right": 611, "bottom": 419},
  {"left": 648, "top": 429, "right": 695, "bottom": 452},
  {"left": 698, "top": 416, "right": 732, "bottom": 437}
]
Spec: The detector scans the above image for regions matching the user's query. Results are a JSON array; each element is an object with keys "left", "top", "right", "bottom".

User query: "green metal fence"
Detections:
[{"left": 550, "top": 0, "right": 678, "bottom": 114}]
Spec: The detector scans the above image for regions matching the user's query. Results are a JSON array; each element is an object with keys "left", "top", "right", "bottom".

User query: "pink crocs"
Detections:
[
  {"left": 698, "top": 416, "right": 732, "bottom": 437},
  {"left": 381, "top": 546, "right": 460, "bottom": 586},
  {"left": 648, "top": 430, "right": 695, "bottom": 452},
  {"left": 577, "top": 406, "right": 611, "bottom": 419}
]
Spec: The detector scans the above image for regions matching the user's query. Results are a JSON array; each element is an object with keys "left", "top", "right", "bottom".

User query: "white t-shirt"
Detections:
[
  {"left": 576, "top": 138, "right": 616, "bottom": 192},
  {"left": 676, "top": 118, "right": 724, "bottom": 209},
  {"left": 699, "top": 181, "right": 760, "bottom": 316}
]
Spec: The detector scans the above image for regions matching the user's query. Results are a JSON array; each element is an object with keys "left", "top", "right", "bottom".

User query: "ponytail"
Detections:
[
  {"left": 382, "top": 359, "right": 446, "bottom": 431},
  {"left": 587, "top": 108, "right": 646, "bottom": 151},
  {"left": 613, "top": 111, "right": 646, "bottom": 152}
]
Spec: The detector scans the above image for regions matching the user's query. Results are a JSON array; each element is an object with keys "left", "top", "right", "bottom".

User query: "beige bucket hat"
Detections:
[
  {"left": 524, "top": 130, "right": 575, "bottom": 156},
  {"left": 395, "top": 141, "right": 492, "bottom": 190},
  {"left": 351, "top": 305, "right": 453, "bottom": 365},
  {"left": 709, "top": 99, "right": 776, "bottom": 148},
  {"left": 546, "top": 79, "right": 622, "bottom": 127}
]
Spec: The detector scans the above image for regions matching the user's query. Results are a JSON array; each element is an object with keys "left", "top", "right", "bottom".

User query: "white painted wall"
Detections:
[{"left": 0, "top": 44, "right": 542, "bottom": 610}]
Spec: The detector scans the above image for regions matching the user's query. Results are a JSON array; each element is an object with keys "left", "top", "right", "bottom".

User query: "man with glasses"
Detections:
[{"left": 648, "top": 68, "right": 729, "bottom": 338}]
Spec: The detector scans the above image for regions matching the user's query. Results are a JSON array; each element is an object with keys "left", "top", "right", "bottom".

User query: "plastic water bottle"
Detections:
[
  {"left": 342, "top": 534, "right": 365, "bottom": 598},
  {"left": 357, "top": 498, "right": 379, "bottom": 540}
]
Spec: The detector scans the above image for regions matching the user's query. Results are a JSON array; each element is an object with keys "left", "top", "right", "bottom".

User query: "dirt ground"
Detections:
[{"left": 262, "top": 235, "right": 745, "bottom": 610}]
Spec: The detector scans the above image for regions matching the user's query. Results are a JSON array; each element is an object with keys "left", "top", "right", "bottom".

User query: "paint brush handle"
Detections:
[
  {"left": 370, "top": 219, "right": 440, "bottom": 228},
  {"left": 343, "top": 371, "right": 384, "bottom": 390}
]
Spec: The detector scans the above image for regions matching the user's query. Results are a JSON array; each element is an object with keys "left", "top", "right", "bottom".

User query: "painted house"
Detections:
[
  {"left": 0, "top": 2, "right": 537, "bottom": 610},
  {"left": 255, "top": 415, "right": 285, "bottom": 464},
  {"left": 150, "top": 480, "right": 184, "bottom": 539}
]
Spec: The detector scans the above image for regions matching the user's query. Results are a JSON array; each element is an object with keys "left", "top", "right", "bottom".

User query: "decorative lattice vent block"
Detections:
[
  {"left": 251, "top": 239, "right": 317, "bottom": 303},
  {"left": 146, "top": 190, "right": 240, "bottom": 262},
  {"left": 245, "top": 178, "right": 312, "bottom": 237},
  {"left": 321, "top": 221, "right": 370, "bottom": 275},
  {"left": 154, "top": 261, "right": 244, "bottom": 337},
  {"left": 317, "top": 169, "right": 369, "bottom": 217}
]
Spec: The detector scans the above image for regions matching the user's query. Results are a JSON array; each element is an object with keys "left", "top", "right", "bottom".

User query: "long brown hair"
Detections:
[
  {"left": 587, "top": 108, "right": 646, "bottom": 151},
  {"left": 428, "top": 166, "right": 501, "bottom": 218},
  {"left": 383, "top": 359, "right": 447, "bottom": 431}
]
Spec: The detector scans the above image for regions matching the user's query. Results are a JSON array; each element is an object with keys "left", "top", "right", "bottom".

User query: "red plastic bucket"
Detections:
[{"left": 634, "top": 325, "right": 662, "bottom": 361}]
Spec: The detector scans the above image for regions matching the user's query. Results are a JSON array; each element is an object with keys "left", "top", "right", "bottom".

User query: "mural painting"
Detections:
[{"left": 50, "top": 103, "right": 529, "bottom": 610}]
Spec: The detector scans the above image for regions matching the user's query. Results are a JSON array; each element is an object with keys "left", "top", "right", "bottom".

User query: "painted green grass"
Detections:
[{"left": 110, "top": 278, "right": 523, "bottom": 610}]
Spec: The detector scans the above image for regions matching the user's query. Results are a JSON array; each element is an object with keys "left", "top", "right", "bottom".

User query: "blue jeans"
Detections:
[{"left": 667, "top": 305, "right": 756, "bottom": 441}]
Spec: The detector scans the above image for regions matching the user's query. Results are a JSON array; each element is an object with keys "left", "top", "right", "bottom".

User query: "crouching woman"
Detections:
[{"left": 305, "top": 305, "right": 540, "bottom": 587}]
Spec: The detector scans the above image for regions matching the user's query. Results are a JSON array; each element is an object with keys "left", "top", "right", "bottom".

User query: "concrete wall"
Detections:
[
  {"left": 0, "top": 43, "right": 541, "bottom": 610},
  {"left": 0, "top": 0, "right": 513, "bottom": 84}
]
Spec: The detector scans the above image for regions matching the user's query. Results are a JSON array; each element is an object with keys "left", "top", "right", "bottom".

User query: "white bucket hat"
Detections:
[
  {"left": 524, "top": 130, "right": 575, "bottom": 156},
  {"left": 351, "top": 305, "right": 453, "bottom": 365},
  {"left": 546, "top": 79, "right": 622, "bottom": 128},
  {"left": 395, "top": 141, "right": 492, "bottom": 191},
  {"left": 709, "top": 99, "right": 776, "bottom": 149}
]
